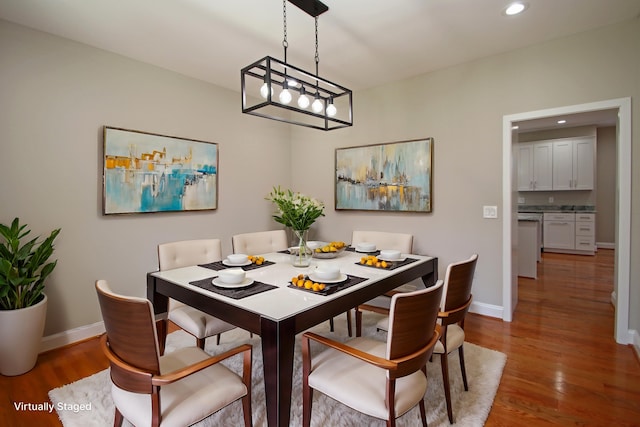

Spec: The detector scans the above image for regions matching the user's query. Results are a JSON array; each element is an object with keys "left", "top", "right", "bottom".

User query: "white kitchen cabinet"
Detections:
[
  {"left": 544, "top": 213, "right": 575, "bottom": 250},
  {"left": 543, "top": 212, "right": 596, "bottom": 255},
  {"left": 552, "top": 137, "right": 595, "bottom": 190},
  {"left": 517, "top": 141, "right": 553, "bottom": 191}
]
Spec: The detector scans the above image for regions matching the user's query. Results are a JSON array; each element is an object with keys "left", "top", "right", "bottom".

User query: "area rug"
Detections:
[{"left": 49, "top": 313, "right": 506, "bottom": 426}]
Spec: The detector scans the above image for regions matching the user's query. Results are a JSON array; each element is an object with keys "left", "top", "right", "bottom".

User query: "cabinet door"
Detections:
[
  {"left": 544, "top": 220, "right": 575, "bottom": 249},
  {"left": 552, "top": 140, "right": 573, "bottom": 190},
  {"left": 532, "top": 142, "right": 553, "bottom": 191},
  {"left": 517, "top": 144, "right": 533, "bottom": 191},
  {"left": 573, "top": 137, "right": 595, "bottom": 190}
]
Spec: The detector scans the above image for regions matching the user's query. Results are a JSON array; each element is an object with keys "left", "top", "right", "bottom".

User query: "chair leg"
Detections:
[
  {"left": 216, "top": 333, "right": 221, "bottom": 345},
  {"left": 329, "top": 317, "right": 335, "bottom": 332},
  {"left": 459, "top": 345, "right": 468, "bottom": 391},
  {"left": 114, "top": 408, "right": 124, "bottom": 427},
  {"left": 241, "top": 393, "right": 252, "bottom": 427},
  {"left": 346, "top": 309, "right": 352, "bottom": 337},
  {"left": 418, "top": 399, "right": 427, "bottom": 427},
  {"left": 355, "top": 308, "right": 363, "bottom": 337},
  {"left": 196, "top": 337, "right": 206, "bottom": 349},
  {"left": 440, "top": 352, "right": 454, "bottom": 424}
]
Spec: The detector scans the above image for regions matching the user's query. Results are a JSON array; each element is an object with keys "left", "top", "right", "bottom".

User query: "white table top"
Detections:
[{"left": 151, "top": 250, "right": 434, "bottom": 321}]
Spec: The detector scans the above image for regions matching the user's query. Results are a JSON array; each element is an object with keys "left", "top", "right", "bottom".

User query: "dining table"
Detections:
[{"left": 147, "top": 247, "right": 438, "bottom": 427}]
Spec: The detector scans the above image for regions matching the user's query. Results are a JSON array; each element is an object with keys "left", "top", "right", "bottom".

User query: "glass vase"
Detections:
[{"left": 291, "top": 229, "right": 312, "bottom": 267}]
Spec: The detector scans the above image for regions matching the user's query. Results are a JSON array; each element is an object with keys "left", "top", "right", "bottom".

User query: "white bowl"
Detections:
[
  {"left": 227, "top": 253, "right": 249, "bottom": 264},
  {"left": 356, "top": 242, "right": 376, "bottom": 252},
  {"left": 379, "top": 249, "right": 401, "bottom": 260},
  {"left": 218, "top": 268, "right": 246, "bottom": 284},
  {"left": 314, "top": 265, "right": 340, "bottom": 281}
]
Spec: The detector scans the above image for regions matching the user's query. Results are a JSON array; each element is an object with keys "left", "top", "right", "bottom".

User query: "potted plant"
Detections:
[{"left": 0, "top": 218, "right": 60, "bottom": 376}]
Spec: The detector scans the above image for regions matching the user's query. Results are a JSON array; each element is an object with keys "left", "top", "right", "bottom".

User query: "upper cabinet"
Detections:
[
  {"left": 517, "top": 136, "right": 596, "bottom": 192},
  {"left": 517, "top": 141, "right": 553, "bottom": 191},
  {"left": 552, "top": 137, "right": 596, "bottom": 190}
]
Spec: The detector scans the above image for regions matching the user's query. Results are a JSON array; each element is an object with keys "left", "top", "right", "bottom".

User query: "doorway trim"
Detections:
[{"left": 502, "top": 97, "right": 632, "bottom": 344}]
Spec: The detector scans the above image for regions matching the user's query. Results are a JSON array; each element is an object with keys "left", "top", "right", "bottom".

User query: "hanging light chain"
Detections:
[
  {"left": 282, "top": 0, "right": 288, "bottom": 61},
  {"left": 314, "top": 16, "right": 320, "bottom": 76}
]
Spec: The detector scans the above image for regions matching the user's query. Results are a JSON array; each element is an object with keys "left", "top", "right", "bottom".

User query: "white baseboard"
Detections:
[
  {"left": 470, "top": 301, "right": 503, "bottom": 319},
  {"left": 596, "top": 242, "right": 615, "bottom": 250},
  {"left": 632, "top": 330, "right": 640, "bottom": 359},
  {"left": 40, "top": 321, "right": 105, "bottom": 353}
]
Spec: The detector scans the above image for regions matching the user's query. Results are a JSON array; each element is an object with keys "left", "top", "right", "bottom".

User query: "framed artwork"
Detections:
[
  {"left": 103, "top": 126, "right": 218, "bottom": 215},
  {"left": 335, "top": 138, "right": 433, "bottom": 212}
]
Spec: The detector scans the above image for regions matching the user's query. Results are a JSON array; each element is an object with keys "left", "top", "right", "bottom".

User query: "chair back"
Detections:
[
  {"left": 441, "top": 254, "right": 478, "bottom": 324},
  {"left": 386, "top": 280, "right": 444, "bottom": 374},
  {"left": 232, "top": 230, "right": 288, "bottom": 255},
  {"left": 157, "top": 239, "right": 222, "bottom": 270},
  {"left": 96, "top": 280, "right": 161, "bottom": 391},
  {"left": 351, "top": 230, "right": 413, "bottom": 253}
]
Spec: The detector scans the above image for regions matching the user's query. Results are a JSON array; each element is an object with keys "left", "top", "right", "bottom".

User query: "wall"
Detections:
[
  {"left": 290, "top": 18, "right": 639, "bottom": 333},
  {"left": 596, "top": 127, "right": 617, "bottom": 245},
  {"left": 1, "top": 16, "right": 639, "bottom": 341},
  {"left": 0, "top": 20, "right": 291, "bottom": 336}
]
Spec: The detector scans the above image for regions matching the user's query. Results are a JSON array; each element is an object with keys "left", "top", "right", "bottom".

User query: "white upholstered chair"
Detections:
[
  {"left": 301, "top": 280, "right": 444, "bottom": 427},
  {"left": 352, "top": 230, "right": 416, "bottom": 337},
  {"left": 158, "top": 239, "right": 236, "bottom": 348},
  {"left": 374, "top": 253, "right": 478, "bottom": 424},
  {"left": 432, "top": 254, "right": 477, "bottom": 424},
  {"left": 96, "top": 280, "right": 252, "bottom": 427},
  {"left": 231, "top": 230, "right": 288, "bottom": 255}
]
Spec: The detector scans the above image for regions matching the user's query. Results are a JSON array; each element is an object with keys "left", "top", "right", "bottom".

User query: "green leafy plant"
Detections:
[
  {"left": 266, "top": 186, "right": 325, "bottom": 231},
  {"left": 0, "top": 218, "right": 61, "bottom": 310}
]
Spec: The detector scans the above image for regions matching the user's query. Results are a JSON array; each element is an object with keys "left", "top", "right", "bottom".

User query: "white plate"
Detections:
[
  {"left": 212, "top": 277, "right": 254, "bottom": 289},
  {"left": 308, "top": 273, "right": 348, "bottom": 284},
  {"left": 223, "top": 259, "right": 252, "bottom": 267},
  {"left": 355, "top": 248, "right": 378, "bottom": 253},
  {"left": 377, "top": 256, "right": 406, "bottom": 262}
]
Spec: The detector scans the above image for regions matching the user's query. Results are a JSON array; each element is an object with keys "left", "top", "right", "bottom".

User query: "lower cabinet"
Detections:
[{"left": 543, "top": 212, "right": 595, "bottom": 255}]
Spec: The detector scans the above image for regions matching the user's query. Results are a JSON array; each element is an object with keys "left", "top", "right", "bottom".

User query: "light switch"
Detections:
[{"left": 483, "top": 206, "right": 498, "bottom": 219}]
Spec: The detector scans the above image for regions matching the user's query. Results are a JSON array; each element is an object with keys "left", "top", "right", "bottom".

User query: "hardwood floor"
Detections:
[{"left": 1, "top": 249, "right": 638, "bottom": 426}]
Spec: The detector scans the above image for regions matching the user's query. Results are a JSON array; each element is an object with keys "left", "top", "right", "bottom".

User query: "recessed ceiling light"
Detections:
[
  {"left": 557, "top": 120, "right": 567, "bottom": 124},
  {"left": 512, "top": 125, "right": 520, "bottom": 130},
  {"left": 504, "top": 2, "right": 528, "bottom": 16}
]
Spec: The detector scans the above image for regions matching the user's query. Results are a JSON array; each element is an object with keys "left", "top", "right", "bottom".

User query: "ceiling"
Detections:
[{"left": 1, "top": 0, "right": 638, "bottom": 129}]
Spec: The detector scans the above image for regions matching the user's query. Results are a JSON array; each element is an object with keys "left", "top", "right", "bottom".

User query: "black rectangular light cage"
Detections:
[{"left": 241, "top": 56, "right": 353, "bottom": 131}]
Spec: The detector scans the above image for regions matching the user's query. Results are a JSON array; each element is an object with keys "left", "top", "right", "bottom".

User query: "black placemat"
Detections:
[
  {"left": 189, "top": 277, "right": 277, "bottom": 299},
  {"left": 198, "top": 260, "right": 275, "bottom": 271},
  {"left": 354, "top": 257, "right": 419, "bottom": 270},
  {"left": 287, "top": 274, "right": 367, "bottom": 296}
]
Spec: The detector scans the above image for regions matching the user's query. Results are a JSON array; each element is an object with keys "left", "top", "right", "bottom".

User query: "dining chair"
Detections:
[
  {"left": 95, "top": 280, "right": 252, "bottom": 427},
  {"left": 158, "top": 239, "right": 236, "bottom": 348},
  {"left": 352, "top": 230, "right": 415, "bottom": 337},
  {"left": 432, "top": 253, "right": 478, "bottom": 424},
  {"left": 301, "top": 280, "right": 444, "bottom": 427},
  {"left": 231, "top": 229, "right": 288, "bottom": 255}
]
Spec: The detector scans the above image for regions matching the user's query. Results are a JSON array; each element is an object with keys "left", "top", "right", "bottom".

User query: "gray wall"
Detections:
[
  {"left": 1, "top": 16, "right": 638, "bottom": 339},
  {"left": 596, "top": 126, "right": 617, "bottom": 245},
  {"left": 0, "top": 20, "right": 291, "bottom": 335}
]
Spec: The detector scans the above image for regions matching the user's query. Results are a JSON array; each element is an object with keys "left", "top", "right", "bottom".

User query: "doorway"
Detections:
[{"left": 501, "top": 98, "right": 632, "bottom": 344}]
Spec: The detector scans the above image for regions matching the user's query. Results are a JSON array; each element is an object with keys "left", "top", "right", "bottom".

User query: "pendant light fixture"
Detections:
[{"left": 241, "top": 0, "right": 353, "bottom": 131}]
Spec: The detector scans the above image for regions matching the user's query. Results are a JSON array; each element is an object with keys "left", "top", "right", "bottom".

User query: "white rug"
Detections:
[{"left": 49, "top": 313, "right": 506, "bottom": 426}]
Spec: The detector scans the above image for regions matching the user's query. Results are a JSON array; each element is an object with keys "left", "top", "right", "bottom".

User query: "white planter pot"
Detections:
[{"left": 0, "top": 294, "right": 48, "bottom": 376}]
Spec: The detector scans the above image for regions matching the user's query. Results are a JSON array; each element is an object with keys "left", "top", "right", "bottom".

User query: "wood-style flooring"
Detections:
[{"left": 1, "top": 249, "right": 638, "bottom": 426}]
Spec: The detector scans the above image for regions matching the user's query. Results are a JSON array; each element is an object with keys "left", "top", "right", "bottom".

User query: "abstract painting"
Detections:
[
  {"left": 335, "top": 138, "right": 433, "bottom": 212},
  {"left": 103, "top": 127, "right": 218, "bottom": 214}
]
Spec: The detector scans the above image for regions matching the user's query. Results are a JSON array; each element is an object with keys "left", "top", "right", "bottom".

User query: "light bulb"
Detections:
[
  {"left": 298, "top": 94, "right": 310, "bottom": 109},
  {"left": 279, "top": 88, "right": 292, "bottom": 104},
  {"left": 260, "top": 82, "right": 272, "bottom": 99},
  {"left": 326, "top": 102, "right": 337, "bottom": 117},
  {"left": 311, "top": 97, "right": 324, "bottom": 114}
]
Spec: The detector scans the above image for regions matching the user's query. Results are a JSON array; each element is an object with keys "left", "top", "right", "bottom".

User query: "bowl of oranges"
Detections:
[{"left": 312, "top": 241, "right": 346, "bottom": 259}]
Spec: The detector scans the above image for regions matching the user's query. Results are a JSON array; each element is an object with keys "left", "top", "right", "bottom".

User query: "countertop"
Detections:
[{"left": 518, "top": 205, "right": 596, "bottom": 214}]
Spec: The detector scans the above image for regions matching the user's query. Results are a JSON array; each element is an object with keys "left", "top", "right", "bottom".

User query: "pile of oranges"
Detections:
[
  {"left": 291, "top": 274, "right": 326, "bottom": 292},
  {"left": 359, "top": 255, "right": 390, "bottom": 269},
  {"left": 247, "top": 255, "right": 265, "bottom": 265}
]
